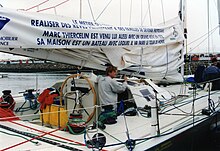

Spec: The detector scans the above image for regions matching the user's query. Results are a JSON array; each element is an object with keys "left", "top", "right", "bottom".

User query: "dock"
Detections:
[{"left": 0, "top": 74, "right": 8, "bottom": 78}]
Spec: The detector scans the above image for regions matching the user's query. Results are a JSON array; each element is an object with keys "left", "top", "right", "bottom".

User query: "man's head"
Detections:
[
  {"left": 211, "top": 57, "right": 218, "bottom": 66},
  {"left": 106, "top": 66, "right": 117, "bottom": 78}
]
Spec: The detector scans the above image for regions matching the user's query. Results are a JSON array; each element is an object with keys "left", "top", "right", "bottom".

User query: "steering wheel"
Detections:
[{"left": 59, "top": 74, "right": 97, "bottom": 124}]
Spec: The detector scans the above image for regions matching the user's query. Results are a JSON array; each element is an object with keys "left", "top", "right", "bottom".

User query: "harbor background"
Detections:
[{"left": 0, "top": 72, "right": 68, "bottom": 95}]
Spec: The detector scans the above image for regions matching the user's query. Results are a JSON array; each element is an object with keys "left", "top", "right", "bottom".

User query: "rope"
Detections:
[
  {"left": 159, "top": 0, "right": 169, "bottom": 79},
  {"left": 10, "top": 121, "right": 87, "bottom": 146},
  {"left": 187, "top": 26, "right": 218, "bottom": 46},
  {"left": 160, "top": 0, "right": 166, "bottom": 24},
  {"left": 24, "top": 0, "right": 49, "bottom": 11},
  {"left": 161, "top": 90, "right": 219, "bottom": 114},
  {"left": 37, "top": 0, "right": 70, "bottom": 13},
  {"left": 103, "top": 108, "right": 219, "bottom": 148},
  {"left": 120, "top": 0, "right": 122, "bottom": 26},
  {"left": 147, "top": 0, "right": 152, "bottom": 26},
  {"left": 141, "top": 0, "right": 143, "bottom": 26},
  {"left": 129, "top": 0, "right": 133, "bottom": 26},
  {"left": 141, "top": 0, "right": 152, "bottom": 25},
  {"left": 87, "top": 0, "right": 96, "bottom": 22},
  {"left": 95, "top": 0, "right": 113, "bottom": 22},
  {"left": 189, "top": 26, "right": 218, "bottom": 53},
  {"left": 0, "top": 130, "right": 38, "bottom": 144},
  {"left": 0, "top": 108, "right": 19, "bottom": 121},
  {"left": 1, "top": 126, "right": 62, "bottom": 151}
]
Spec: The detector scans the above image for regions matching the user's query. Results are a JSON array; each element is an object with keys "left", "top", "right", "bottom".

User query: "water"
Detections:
[{"left": 0, "top": 72, "right": 69, "bottom": 95}]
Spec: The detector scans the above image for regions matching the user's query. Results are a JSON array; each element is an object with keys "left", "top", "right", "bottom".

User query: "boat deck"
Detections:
[{"left": 0, "top": 84, "right": 220, "bottom": 150}]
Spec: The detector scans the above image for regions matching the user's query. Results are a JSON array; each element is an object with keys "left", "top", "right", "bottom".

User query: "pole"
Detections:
[
  {"left": 179, "top": 0, "right": 187, "bottom": 76},
  {"left": 150, "top": 90, "right": 160, "bottom": 136},
  {"left": 80, "top": 0, "right": 82, "bottom": 19}
]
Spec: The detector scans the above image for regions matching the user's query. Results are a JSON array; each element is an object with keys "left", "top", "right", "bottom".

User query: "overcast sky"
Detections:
[{"left": 0, "top": 0, "right": 220, "bottom": 60}]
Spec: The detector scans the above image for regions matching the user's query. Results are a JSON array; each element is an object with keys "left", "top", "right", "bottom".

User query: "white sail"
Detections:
[{"left": 0, "top": 7, "right": 185, "bottom": 82}]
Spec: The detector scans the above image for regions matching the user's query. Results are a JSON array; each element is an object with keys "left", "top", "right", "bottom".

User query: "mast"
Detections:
[
  {"left": 80, "top": 0, "right": 82, "bottom": 19},
  {"left": 217, "top": 0, "right": 220, "bottom": 34},
  {"left": 207, "top": 0, "right": 210, "bottom": 56},
  {"left": 179, "top": 0, "right": 187, "bottom": 76}
]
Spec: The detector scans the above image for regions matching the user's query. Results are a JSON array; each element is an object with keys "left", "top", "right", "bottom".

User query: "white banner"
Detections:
[{"left": 0, "top": 8, "right": 184, "bottom": 49}]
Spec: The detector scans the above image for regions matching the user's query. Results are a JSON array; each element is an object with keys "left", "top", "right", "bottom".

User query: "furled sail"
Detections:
[{"left": 0, "top": 7, "right": 185, "bottom": 82}]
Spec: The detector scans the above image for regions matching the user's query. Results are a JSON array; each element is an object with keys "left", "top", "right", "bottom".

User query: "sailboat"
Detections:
[{"left": 0, "top": 0, "right": 220, "bottom": 150}]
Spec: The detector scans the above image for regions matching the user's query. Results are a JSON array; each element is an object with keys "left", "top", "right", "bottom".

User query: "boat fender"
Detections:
[{"left": 86, "top": 133, "right": 106, "bottom": 150}]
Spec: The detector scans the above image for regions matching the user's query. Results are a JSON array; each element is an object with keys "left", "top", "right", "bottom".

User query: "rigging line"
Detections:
[
  {"left": 37, "top": 0, "right": 70, "bottom": 12},
  {"left": 161, "top": 91, "right": 219, "bottom": 114},
  {"left": 0, "top": 130, "right": 38, "bottom": 144},
  {"left": 189, "top": 30, "right": 217, "bottom": 53},
  {"left": 148, "top": 0, "right": 152, "bottom": 26},
  {"left": 1, "top": 127, "right": 62, "bottom": 151},
  {"left": 140, "top": 0, "right": 144, "bottom": 73},
  {"left": 135, "top": 115, "right": 211, "bottom": 142},
  {"left": 139, "top": 47, "right": 143, "bottom": 73},
  {"left": 10, "top": 121, "right": 87, "bottom": 146},
  {"left": 172, "top": 104, "right": 193, "bottom": 115},
  {"left": 23, "top": 0, "right": 49, "bottom": 11},
  {"left": 214, "top": 0, "right": 218, "bottom": 9},
  {"left": 104, "top": 114, "right": 213, "bottom": 148},
  {"left": 129, "top": 0, "right": 133, "bottom": 26},
  {"left": 141, "top": 0, "right": 143, "bottom": 26},
  {"left": 120, "top": 0, "right": 122, "bottom": 26},
  {"left": 163, "top": 46, "right": 169, "bottom": 79},
  {"left": 87, "top": 0, "right": 96, "bottom": 22},
  {"left": 95, "top": 0, "right": 113, "bottom": 22},
  {"left": 100, "top": 129, "right": 123, "bottom": 143},
  {"left": 160, "top": 0, "right": 166, "bottom": 24},
  {"left": 54, "top": 7, "right": 57, "bottom": 15},
  {"left": 187, "top": 26, "right": 218, "bottom": 46},
  {"left": 141, "top": 0, "right": 152, "bottom": 25},
  {"left": 189, "top": 27, "right": 218, "bottom": 53}
]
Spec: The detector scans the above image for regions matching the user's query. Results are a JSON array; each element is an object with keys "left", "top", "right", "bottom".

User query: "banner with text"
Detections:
[{"left": 0, "top": 8, "right": 184, "bottom": 48}]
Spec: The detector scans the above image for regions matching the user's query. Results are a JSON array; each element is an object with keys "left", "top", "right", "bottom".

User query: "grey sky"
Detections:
[{"left": 0, "top": 0, "right": 220, "bottom": 60}]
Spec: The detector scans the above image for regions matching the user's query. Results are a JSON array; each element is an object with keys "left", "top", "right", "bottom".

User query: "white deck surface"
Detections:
[{"left": 0, "top": 84, "right": 220, "bottom": 151}]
